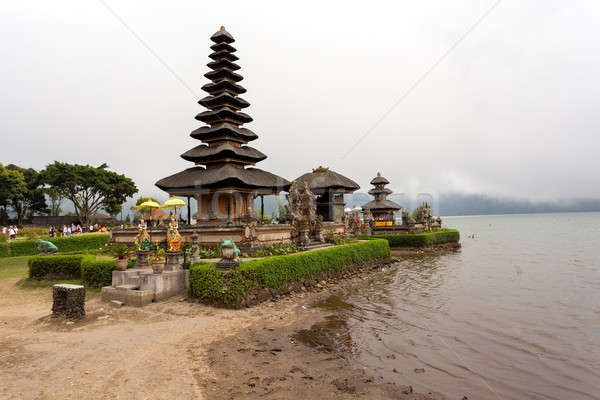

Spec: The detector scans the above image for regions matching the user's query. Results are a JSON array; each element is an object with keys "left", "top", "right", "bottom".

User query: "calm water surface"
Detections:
[{"left": 310, "top": 212, "right": 600, "bottom": 399}]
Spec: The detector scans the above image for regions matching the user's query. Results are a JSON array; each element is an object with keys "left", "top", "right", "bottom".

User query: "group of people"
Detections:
[
  {"left": 48, "top": 223, "right": 108, "bottom": 237},
  {"left": 1, "top": 226, "right": 19, "bottom": 240}
]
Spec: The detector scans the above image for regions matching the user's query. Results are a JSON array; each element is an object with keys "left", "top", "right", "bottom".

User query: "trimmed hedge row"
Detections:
[
  {"left": 0, "top": 243, "right": 8, "bottom": 257},
  {"left": 359, "top": 229, "right": 460, "bottom": 247},
  {"left": 28, "top": 254, "right": 120, "bottom": 287},
  {"left": 81, "top": 260, "right": 118, "bottom": 288},
  {"left": 28, "top": 255, "right": 94, "bottom": 280},
  {"left": 1, "top": 233, "right": 110, "bottom": 257},
  {"left": 190, "top": 239, "right": 390, "bottom": 307}
]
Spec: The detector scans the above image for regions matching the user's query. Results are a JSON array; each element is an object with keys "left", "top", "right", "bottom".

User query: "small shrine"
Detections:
[
  {"left": 293, "top": 167, "right": 360, "bottom": 223},
  {"left": 155, "top": 26, "right": 291, "bottom": 224},
  {"left": 362, "top": 172, "right": 402, "bottom": 227}
]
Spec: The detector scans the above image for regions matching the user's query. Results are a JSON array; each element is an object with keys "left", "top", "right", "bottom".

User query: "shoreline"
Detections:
[
  {"left": 197, "top": 244, "right": 461, "bottom": 399},
  {"left": 0, "top": 244, "right": 459, "bottom": 399}
]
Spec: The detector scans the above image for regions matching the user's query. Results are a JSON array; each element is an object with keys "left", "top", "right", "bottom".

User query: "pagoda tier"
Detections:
[
  {"left": 199, "top": 93, "right": 250, "bottom": 110},
  {"left": 207, "top": 59, "right": 240, "bottom": 71},
  {"left": 181, "top": 143, "right": 266, "bottom": 164},
  {"left": 156, "top": 165, "right": 287, "bottom": 192},
  {"left": 208, "top": 50, "right": 239, "bottom": 62},
  {"left": 190, "top": 123, "right": 258, "bottom": 143},
  {"left": 156, "top": 26, "right": 290, "bottom": 224},
  {"left": 201, "top": 80, "right": 246, "bottom": 96},
  {"left": 362, "top": 173, "right": 402, "bottom": 216},
  {"left": 195, "top": 107, "right": 253, "bottom": 125}
]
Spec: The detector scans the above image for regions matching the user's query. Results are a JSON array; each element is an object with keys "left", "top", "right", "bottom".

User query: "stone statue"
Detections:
[
  {"left": 348, "top": 207, "right": 362, "bottom": 236},
  {"left": 167, "top": 213, "right": 182, "bottom": 252},
  {"left": 135, "top": 216, "right": 151, "bottom": 252},
  {"left": 286, "top": 181, "right": 316, "bottom": 246},
  {"left": 401, "top": 208, "right": 409, "bottom": 226},
  {"left": 363, "top": 208, "right": 373, "bottom": 236},
  {"left": 36, "top": 239, "right": 58, "bottom": 254},
  {"left": 216, "top": 240, "right": 241, "bottom": 268}
]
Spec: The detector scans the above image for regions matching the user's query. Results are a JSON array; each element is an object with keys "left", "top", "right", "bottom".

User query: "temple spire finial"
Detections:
[{"left": 220, "top": 25, "right": 225, "bottom": 31}]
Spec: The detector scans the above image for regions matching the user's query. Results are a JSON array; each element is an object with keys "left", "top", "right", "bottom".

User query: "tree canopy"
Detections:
[
  {"left": 0, "top": 163, "right": 27, "bottom": 225},
  {"left": 41, "top": 162, "right": 138, "bottom": 226},
  {"left": 4, "top": 164, "right": 47, "bottom": 227}
]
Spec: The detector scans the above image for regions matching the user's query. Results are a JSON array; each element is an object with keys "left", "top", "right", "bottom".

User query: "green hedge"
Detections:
[
  {"left": 190, "top": 239, "right": 390, "bottom": 307},
  {"left": 9, "top": 240, "right": 39, "bottom": 257},
  {"left": 48, "top": 234, "right": 110, "bottom": 253},
  {"left": 81, "top": 260, "right": 118, "bottom": 288},
  {"left": 0, "top": 243, "right": 8, "bottom": 257},
  {"left": 359, "top": 229, "right": 460, "bottom": 247},
  {"left": 1, "top": 233, "right": 110, "bottom": 257},
  {"left": 28, "top": 255, "right": 94, "bottom": 280}
]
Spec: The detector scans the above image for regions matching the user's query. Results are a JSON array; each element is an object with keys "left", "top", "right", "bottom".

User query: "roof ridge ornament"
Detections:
[{"left": 312, "top": 166, "right": 329, "bottom": 174}]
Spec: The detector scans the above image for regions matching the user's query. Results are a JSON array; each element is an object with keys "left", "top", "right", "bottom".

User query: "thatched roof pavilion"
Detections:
[
  {"left": 155, "top": 27, "right": 290, "bottom": 224},
  {"left": 293, "top": 167, "right": 359, "bottom": 222}
]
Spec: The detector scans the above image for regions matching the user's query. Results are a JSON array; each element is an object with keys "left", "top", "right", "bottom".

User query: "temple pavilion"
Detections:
[
  {"left": 294, "top": 167, "right": 360, "bottom": 223},
  {"left": 156, "top": 27, "right": 290, "bottom": 224},
  {"left": 362, "top": 172, "right": 402, "bottom": 226}
]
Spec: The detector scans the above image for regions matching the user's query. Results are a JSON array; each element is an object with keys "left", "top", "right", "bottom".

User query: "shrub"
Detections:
[
  {"left": 48, "top": 233, "right": 110, "bottom": 253},
  {"left": 254, "top": 241, "right": 298, "bottom": 257},
  {"left": 0, "top": 243, "right": 8, "bottom": 257},
  {"left": 189, "top": 240, "right": 390, "bottom": 307},
  {"left": 3, "top": 233, "right": 110, "bottom": 257},
  {"left": 359, "top": 229, "right": 460, "bottom": 247},
  {"left": 81, "top": 260, "right": 118, "bottom": 288},
  {"left": 0, "top": 233, "right": 7, "bottom": 243},
  {"left": 28, "top": 255, "right": 93, "bottom": 280},
  {"left": 9, "top": 240, "right": 39, "bottom": 257}
]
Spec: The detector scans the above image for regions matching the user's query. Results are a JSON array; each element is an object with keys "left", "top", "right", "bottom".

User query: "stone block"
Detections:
[{"left": 52, "top": 284, "right": 85, "bottom": 320}]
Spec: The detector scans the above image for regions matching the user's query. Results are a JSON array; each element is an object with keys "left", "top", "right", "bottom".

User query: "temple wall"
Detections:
[{"left": 111, "top": 224, "right": 292, "bottom": 247}]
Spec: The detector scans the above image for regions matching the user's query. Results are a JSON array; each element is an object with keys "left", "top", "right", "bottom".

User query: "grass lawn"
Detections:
[
  {"left": 0, "top": 254, "right": 113, "bottom": 294},
  {"left": 0, "top": 256, "right": 29, "bottom": 279}
]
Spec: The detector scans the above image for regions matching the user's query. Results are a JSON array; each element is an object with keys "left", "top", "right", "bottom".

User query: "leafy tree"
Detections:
[
  {"left": 0, "top": 164, "right": 27, "bottom": 225},
  {"left": 41, "top": 162, "right": 138, "bottom": 226},
  {"left": 5, "top": 164, "right": 48, "bottom": 227},
  {"left": 46, "top": 187, "right": 63, "bottom": 216}
]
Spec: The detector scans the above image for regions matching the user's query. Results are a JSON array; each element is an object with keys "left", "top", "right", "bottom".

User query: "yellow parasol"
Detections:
[
  {"left": 161, "top": 197, "right": 186, "bottom": 210},
  {"left": 136, "top": 200, "right": 161, "bottom": 211}
]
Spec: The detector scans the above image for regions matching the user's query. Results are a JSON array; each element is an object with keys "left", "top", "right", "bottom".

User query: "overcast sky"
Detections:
[{"left": 2, "top": 0, "right": 599, "bottom": 203}]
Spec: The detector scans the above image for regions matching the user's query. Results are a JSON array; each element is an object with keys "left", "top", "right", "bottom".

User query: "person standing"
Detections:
[{"left": 8, "top": 226, "right": 16, "bottom": 240}]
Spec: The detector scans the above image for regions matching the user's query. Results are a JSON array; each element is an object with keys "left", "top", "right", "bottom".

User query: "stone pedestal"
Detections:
[
  {"left": 52, "top": 284, "right": 85, "bottom": 320},
  {"left": 216, "top": 257, "right": 240, "bottom": 269},
  {"left": 136, "top": 251, "right": 150, "bottom": 267},
  {"left": 165, "top": 251, "right": 182, "bottom": 271}
]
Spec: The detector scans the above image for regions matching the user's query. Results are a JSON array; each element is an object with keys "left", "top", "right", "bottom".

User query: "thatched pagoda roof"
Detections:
[
  {"left": 181, "top": 143, "right": 266, "bottom": 163},
  {"left": 362, "top": 199, "right": 402, "bottom": 211},
  {"left": 156, "top": 165, "right": 290, "bottom": 192},
  {"left": 370, "top": 173, "right": 389, "bottom": 185},
  {"left": 294, "top": 167, "right": 359, "bottom": 194}
]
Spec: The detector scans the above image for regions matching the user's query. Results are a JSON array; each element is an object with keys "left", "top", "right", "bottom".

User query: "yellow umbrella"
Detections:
[
  {"left": 161, "top": 197, "right": 186, "bottom": 209},
  {"left": 136, "top": 200, "right": 161, "bottom": 210}
]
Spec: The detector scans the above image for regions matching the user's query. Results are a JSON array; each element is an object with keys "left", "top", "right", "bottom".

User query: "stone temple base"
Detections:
[{"left": 101, "top": 267, "right": 188, "bottom": 307}]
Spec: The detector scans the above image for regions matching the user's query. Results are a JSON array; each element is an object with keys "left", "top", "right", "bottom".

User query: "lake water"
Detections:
[{"left": 310, "top": 212, "right": 600, "bottom": 399}]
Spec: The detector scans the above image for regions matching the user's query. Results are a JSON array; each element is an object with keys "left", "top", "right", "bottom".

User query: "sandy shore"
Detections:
[{"left": 0, "top": 249, "right": 457, "bottom": 399}]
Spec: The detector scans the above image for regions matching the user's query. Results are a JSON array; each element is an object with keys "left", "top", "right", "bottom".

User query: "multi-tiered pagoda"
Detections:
[
  {"left": 362, "top": 172, "right": 402, "bottom": 226},
  {"left": 156, "top": 27, "right": 290, "bottom": 224}
]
